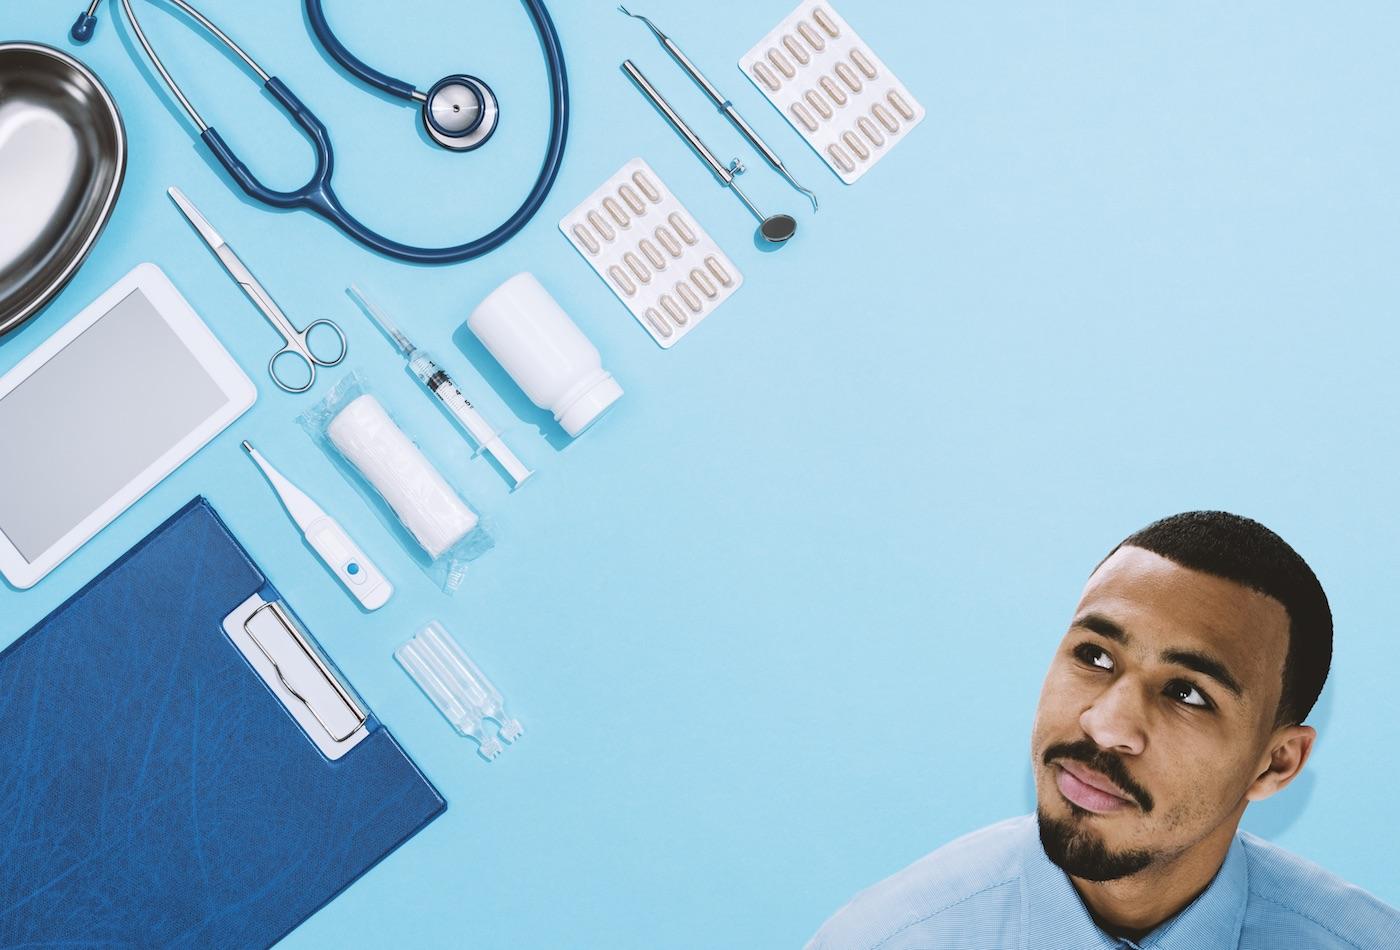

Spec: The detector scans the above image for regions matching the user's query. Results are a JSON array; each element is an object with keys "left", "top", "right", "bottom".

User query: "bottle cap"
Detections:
[{"left": 557, "top": 375, "right": 623, "bottom": 437}]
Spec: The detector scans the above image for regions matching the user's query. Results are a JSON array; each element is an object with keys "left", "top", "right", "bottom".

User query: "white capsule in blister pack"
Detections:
[
  {"left": 740, "top": 1, "right": 925, "bottom": 184},
  {"left": 560, "top": 158, "right": 743, "bottom": 349}
]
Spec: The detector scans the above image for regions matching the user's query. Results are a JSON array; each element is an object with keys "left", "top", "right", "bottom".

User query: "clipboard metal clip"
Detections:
[
  {"left": 245, "top": 601, "right": 367, "bottom": 743},
  {"left": 224, "top": 593, "right": 369, "bottom": 758}
]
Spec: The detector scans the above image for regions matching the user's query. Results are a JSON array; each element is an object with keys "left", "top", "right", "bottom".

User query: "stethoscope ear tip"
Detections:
[{"left": 70, "top": 12, "right": 98, "bottom": 43}]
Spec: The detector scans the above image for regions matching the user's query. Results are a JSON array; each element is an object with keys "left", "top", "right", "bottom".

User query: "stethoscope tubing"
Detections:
[
  {"left": 103, "top": 0, "right": 569, "bottom": 265},
  {"left": 303, "top": 0, "right": 418, "bottom": 101}
]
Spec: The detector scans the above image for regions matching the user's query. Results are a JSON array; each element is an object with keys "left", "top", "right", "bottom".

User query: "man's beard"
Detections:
[
  {"left": 1037, "top": 809, "right": 1155, "bottom": 882},
  {"left": 1036, "top": 737, "right": 1157, "bottom": 881}
]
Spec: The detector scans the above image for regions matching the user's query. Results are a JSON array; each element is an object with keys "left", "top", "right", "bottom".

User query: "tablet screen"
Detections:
[{"left": 0, "top": 288, "right": 230, "bottom": 562}]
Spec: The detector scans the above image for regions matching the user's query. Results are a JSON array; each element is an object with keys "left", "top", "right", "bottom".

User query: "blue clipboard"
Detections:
[{"left": 0, "top": 497, "right": 445, "bottom": 948}]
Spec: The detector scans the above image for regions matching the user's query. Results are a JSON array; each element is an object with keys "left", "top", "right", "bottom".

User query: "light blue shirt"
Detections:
[{"left": 806, "top": 816, "right": 1400, "bottom": 950}]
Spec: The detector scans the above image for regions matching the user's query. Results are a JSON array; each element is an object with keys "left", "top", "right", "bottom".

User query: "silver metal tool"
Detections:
[
  {"left": 622, "top": 59, "right": 796, "bottom": 245},
  {"left": 619, "top": 6, "right": 818, "bottom": 213},
  {"left": 169, "top": 186, "right": 347, "bottom": 393}
]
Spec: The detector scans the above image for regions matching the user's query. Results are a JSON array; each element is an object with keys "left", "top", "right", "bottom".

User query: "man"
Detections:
[{"left": 807, "top": 511, "right": 1400, "bottom": 949}]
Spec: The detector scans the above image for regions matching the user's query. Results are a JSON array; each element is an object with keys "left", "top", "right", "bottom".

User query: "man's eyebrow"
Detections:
[
  {"left": 1073, "top": 614, "right": 1246, "bottom": 700},
  {"left": 1161, "top": 649, "right": 1244, "bottom": 699},
  {"left": 1073, "top": 613, "right": 1129, "bottom": 643}
]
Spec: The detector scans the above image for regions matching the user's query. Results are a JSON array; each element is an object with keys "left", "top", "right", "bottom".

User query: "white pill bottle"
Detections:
[{"left": 468, "top": 272, "right": 623, "bottom": 437}]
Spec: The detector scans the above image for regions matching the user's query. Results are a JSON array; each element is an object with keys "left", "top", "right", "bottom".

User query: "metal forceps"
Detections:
[{"left": 168, "top": 186, "right": 346, "bottom": 393}]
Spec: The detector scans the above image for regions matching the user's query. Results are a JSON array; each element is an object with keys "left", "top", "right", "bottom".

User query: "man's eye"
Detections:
[
  {"left": 1166, "top": 680, "right": 1211, "bottom": 709},
  {"left": 1073, "top": 643, "right": 1114, "bottom": 670}
]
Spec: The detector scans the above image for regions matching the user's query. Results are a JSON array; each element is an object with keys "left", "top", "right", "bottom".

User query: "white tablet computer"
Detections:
[{"left": 0, "top": 262, "right": 256, "bottom": 588}]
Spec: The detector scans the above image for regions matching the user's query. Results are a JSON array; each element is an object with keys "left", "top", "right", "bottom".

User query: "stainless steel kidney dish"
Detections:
[{"left": 0, "top": 43, "right": 125, "bottom": 336}]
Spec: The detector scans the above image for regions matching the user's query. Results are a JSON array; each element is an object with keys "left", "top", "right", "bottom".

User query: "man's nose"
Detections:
[{"left": 1079, "top": 677, "right": 1148, "bottom": 756}]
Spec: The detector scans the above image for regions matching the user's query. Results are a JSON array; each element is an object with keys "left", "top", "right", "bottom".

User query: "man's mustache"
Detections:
[{"left": 1043, "top": 739, "right": 1155, "bottom": 813}]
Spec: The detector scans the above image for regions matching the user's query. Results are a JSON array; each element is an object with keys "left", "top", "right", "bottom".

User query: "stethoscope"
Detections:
[
  {"left": 70, "top": 0, "right": 569, "bottom": 265},
  {"left": 302, "top": 0, "right": 499, "bottom": 152}
]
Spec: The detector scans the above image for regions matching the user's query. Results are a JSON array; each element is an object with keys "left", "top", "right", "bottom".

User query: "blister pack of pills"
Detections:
[
  {"left": 560, "top": 158, "right": 743, "bottom": 349},
  {"left": 740, "top": 1, "right": 924, "bottom": 184}
]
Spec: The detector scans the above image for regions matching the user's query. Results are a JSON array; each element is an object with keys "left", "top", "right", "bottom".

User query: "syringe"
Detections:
[{"left": 348, "top": 285, "right": 533, "bottom": 489}]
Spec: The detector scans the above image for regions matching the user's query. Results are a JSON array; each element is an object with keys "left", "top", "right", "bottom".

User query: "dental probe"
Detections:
[
  {"left": 623, "top": 59, "right": 797, "bottom": 245},
  {"left": 619, "top": 5, "right": 819, "bottom": 213}
]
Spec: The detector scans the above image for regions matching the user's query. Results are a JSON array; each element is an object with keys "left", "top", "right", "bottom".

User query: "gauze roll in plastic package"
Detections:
[
  {"left": 329, "top": 396, "right": 476, "bottom": 558},
  {"left": 300, "top": 372, "right": 492, "bottom": 593}
]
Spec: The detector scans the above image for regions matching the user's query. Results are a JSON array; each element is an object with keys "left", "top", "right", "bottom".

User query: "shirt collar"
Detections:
[{"left": 1020, "top": 818, "right": 1250, "bottom": 950}]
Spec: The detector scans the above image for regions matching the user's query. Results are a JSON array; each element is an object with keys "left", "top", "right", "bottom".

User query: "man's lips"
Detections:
[{"left": 1055, "top": 761, "right": 1135, "bottom": 814}]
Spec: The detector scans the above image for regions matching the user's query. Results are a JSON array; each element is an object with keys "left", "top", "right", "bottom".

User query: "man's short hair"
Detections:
[{"left": 1106, "top": 511, "right": 1332, "bottom": 727}]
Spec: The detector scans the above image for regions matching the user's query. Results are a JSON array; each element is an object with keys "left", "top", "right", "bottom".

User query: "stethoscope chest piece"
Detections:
[{"left": 423, "top": 74, "right": 498, "bottom": 150}]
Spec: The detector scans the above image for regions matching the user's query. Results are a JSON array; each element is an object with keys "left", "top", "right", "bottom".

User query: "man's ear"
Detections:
[{"left": 1245, "top": 725, "right": 1316, "bottom": 802}]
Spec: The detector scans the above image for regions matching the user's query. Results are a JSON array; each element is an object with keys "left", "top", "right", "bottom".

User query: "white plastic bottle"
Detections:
[{"left": 467, "top": 273, "right": 623, "bottom": 437}]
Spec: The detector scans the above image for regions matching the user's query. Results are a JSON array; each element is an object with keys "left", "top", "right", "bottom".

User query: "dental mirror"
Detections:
[{"left": 759, "top": 212, "right": 797, "bottom": 244}]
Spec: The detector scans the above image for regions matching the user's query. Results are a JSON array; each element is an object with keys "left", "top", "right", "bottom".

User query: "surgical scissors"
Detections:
[{"left": 169, "top": 187, "right": 346, "bottom": 393}]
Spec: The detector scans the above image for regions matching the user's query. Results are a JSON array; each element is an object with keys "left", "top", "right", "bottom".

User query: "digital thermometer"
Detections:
[{"left": 242, "top": 441, "right": 392, "bottom": 610}]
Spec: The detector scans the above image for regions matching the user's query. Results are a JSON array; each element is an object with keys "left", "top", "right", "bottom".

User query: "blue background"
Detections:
[{"left": 3, "top": 2, "right": 1399, "bottom": 948}]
